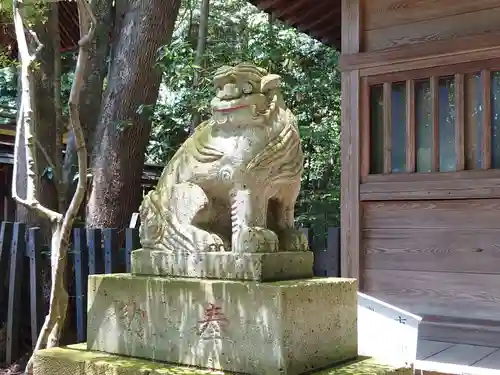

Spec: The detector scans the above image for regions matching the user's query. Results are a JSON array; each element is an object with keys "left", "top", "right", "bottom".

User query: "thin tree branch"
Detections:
[
  {"left": 11, "top": 0, "right": 62, "bottom": 224},
  {"left": 27, "top": 28, "right": 44, "bottom": 58},
  {"left": 61, "top": 0, "right": 94, "bottom": 231},
  {"left": 190, "top": 0, "right": 210, "bottom": 134},
  {"left": 35, "top": 137, "right": 56, "bottom": 172},
  {"left": 77, "top": 0, "right": 96, "bottom": 46}
]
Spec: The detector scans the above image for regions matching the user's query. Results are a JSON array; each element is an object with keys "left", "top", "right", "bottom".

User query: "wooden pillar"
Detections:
[
  {"left": 340, "top": 0, "right": 361, "bottom": 280},
  {"left": 1, "top": 166, "right": 5, "bottom": 221}
]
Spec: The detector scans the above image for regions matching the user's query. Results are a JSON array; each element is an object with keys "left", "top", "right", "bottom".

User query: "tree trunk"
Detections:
[
  {"left": 86, "top": 0, "right": 181, "bottom": 229},
  {"left": 189, "top": 0, "right": 209, "bottom": 134},
  {"left": 62, "top": 0, "right": 113, "bottom": 208}
]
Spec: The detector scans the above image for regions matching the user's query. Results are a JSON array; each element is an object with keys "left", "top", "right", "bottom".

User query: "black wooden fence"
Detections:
[{"left": 0, "top": 221, "right": 340, "bottom": 364}]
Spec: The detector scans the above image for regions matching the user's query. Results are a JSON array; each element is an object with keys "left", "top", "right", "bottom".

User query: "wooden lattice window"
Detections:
[{"left": 365, "top": 69, "right": 500, "bottom": 175}]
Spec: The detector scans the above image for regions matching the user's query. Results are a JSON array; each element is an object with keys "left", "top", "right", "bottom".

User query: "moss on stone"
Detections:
[
  {"left": 34, "top": 345, "right": 411, "bottom": 375},
  {"left": 89, "top": 273, "right": 356, "bottom": 287},
  {"left": 315, "top": 357, "right": 411, "bottom": 375},
  {"left": 34, "top": 344, "right": 224, "bottom": 375}
]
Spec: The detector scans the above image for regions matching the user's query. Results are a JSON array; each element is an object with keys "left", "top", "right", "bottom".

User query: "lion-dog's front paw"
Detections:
[
  {"left": 233, "top": 226, "right": 279, "bottom": 253},
  {"left": 277, "top": 228, "right": 309, "bottom": 252}
]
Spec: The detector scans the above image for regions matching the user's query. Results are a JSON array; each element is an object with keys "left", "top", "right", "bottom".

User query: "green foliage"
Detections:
[
  {"left": 0, "top": 0, "right": 49, "bottom": 26},
  {"left": 148, "top": 0, "right": 341, "bottom": 233},
  {"left": 0, "top": 0, "right": 10, "bottom": 19},
  {"left": 0, "top": 66, "right": 17, "bottom": 124},
  {"left": 0, "top": 51, "right": 76, "bottom": 125}
]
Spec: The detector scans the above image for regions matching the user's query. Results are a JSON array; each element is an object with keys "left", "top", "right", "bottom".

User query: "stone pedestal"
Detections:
[
  {"left": 87, "top": 274, "right": 357, "bottom": 375},
  {"left": 131, "top": 249, "right": 314, "bottom": 281}
]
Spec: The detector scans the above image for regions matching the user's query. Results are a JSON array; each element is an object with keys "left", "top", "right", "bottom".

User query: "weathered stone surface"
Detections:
[
  {"left": 131, "top": 249, "right": 313, "bottom": 281},
  {"left": 139, "top": 63, "right": 309, "bottom": 258},
  {"left": 33, "top": 344, "right": 412, "bottom": 375},
  {"left": 87, "top": 274, "right": 357, "bottom": 375}
]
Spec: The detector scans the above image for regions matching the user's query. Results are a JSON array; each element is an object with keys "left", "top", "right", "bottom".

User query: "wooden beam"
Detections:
[
  {"left": 482, "top": 69, "right": 492, "bottom": 169},
  {"left": 360, "top": 175, "right": 500, "bottom": 201},
  {"left": 362, "top": 168, "right": 500, "bottom": 183},
  {"left": 455, "top": 73, "right": 465, "bottom": 171},
  {"left": 360, "top": 170, "right": 500, "bottom": 202},
  {"left": 286, "top": 1, "right": 331, "bottom": 24},
  {"left": 270, "top": 0, "right": 307, "bottom": 18},
  {"left": 406, "top": 80, "right": 415, "bottom": 172},
  {"left": 251, "top": 0, "right": 282, "bottom": 10},
  {"left": 430, "top": 76, "right": 439, "bottom": 172},
  {"left": 383, "top": 82, "right": 392, "bottom": 173},
  {"left": 307, "top": 7, "right": 342, "bottom": 34},
  {"left": 366, "top": 58, "right": 500, "bottom": 86},
  {"left": 339, "top": 30, "right": 500, "bottom": 73},
  {"left": 360, "top": 78, "right": 370, "bottom": 177},
  {"left": 340, "top": 0, "right": 361, "bottom": 281}
]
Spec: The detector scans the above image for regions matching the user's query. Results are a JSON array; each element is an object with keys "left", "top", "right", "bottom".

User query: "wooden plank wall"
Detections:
[
  {"left": 353, "top": 0, "right": 500, "bottom": 339},
  {"left": 362, "top": 200, "right": 500, "bottom": 321},
  {"left": 362, "top": 0, "right": 500, "bottom": 51}
]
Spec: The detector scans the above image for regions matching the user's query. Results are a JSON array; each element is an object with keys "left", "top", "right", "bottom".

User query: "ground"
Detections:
[{"left": 0, "top": 353, "right": 28, "bottom": 375}]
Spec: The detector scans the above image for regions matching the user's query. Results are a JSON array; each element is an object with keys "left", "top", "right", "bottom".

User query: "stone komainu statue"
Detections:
[{"left": 139, "top": 63, "right": 308, "bottom": 254}]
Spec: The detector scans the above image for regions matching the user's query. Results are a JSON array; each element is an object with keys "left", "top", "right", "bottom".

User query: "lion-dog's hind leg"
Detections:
[
  {"left": 230, "top": 183, "right": 279, "bottom": 253},
  {"left": 168, "top": 182, "right": 226, "bottom": 252},
  {"left": 271, "top": 181, "right": 309, "bottom": 252}
]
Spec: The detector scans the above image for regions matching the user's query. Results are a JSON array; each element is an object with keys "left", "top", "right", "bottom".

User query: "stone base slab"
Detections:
[
  {"left": 87, "top": 274, "right": 357, "bottom": 375},
  {"left": 33, "top": 344, "right": 412, "bottom": 375},
  {"left": 131, "top": 249, "right": 314, "bottom": 281}
]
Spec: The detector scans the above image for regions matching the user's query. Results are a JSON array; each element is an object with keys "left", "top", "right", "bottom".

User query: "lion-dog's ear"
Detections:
[{"left": 260, "top": 74, "right": 281, "bottom": 93}]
